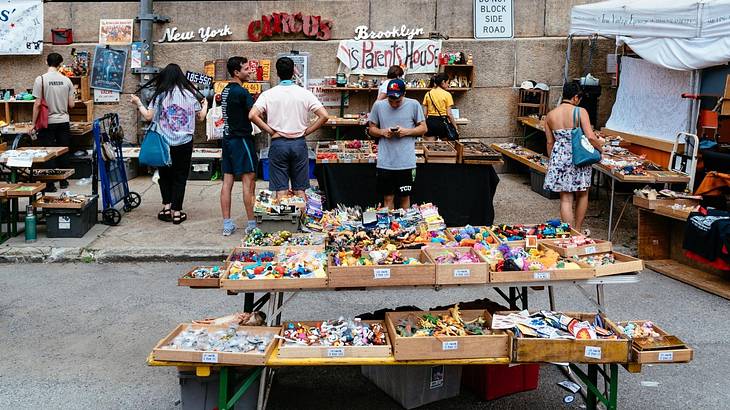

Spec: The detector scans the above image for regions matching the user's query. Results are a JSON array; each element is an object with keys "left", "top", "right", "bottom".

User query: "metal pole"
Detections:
[{"left": 607, "top": 177, "right": 615, "bottom": 241}]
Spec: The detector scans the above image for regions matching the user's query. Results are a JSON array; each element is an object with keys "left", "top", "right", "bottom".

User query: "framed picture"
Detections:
[
  {"left": 276, "top": 53, "right": 308, "bottom": 88},
  {"left": 99, "top": 19, "right": 134, "bottom": 45},
  {"left": 90, "top": 45, "right": 128, "bottom": 92}
]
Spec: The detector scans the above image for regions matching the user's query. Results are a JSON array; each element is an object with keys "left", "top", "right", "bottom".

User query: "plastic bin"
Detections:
[
  {"left": 189, "top": 158, "right": 217, "bottom": 180},
  {"left": 45, "top": 195, "right": 98, "bottom": 238},
  {"left": 361, "top": 365, "right": 462, "bottom": 409},
  {"left": 530, "top": 169, "right": 559, "bottom": 199},
  {"left": 178, "top": 370, "right": 259, "bottom": 410},
  {"left": 254, "top": 210, "right": 300, "bottom": 232},
  {"left": 462, "top": 364, "right": 540, "bottom": 401}
]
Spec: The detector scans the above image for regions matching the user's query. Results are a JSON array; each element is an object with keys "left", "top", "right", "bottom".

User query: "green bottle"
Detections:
[{"left": 25, "top": 205, "right": 36, "bottom": 243}]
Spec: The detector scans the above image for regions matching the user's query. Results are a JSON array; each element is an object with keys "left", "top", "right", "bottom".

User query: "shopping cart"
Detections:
[{"left": 92, "top": 113, "right": 141, "bottom": 225}]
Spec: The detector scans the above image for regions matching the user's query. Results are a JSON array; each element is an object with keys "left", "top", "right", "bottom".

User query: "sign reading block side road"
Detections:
[{"left": 474, "top": 0, "right": 514, "bottom": 39}]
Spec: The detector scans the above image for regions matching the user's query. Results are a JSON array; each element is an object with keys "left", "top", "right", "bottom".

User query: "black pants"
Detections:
[
  {"left": 37, "top": 122, "right": 71, "bottom": 169},
  {"left": 158, "top": 140, "right": 193, "bottom": 211}
]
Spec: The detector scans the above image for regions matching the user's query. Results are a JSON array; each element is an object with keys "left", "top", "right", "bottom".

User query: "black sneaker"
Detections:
[{"left": 59, "top": 180, "right": 69, "bottom": 189}]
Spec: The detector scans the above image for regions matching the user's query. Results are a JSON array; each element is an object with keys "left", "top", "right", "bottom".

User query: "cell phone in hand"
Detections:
[{"left": 390, "top": 127, "right": 399, "bottom": 132}]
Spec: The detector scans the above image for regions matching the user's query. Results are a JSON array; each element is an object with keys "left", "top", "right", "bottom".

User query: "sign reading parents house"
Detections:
[
  {"left": 336, "top": 40, "right": 442, "bottom": 75},
  {"left": 0, "top": 0, "right": 43, "bottom": 55},
  {"left": 474, "top": 0, "right": 514, "bottom": 39}
]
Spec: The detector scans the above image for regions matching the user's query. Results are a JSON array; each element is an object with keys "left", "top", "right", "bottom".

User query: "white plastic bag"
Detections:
[{"left": 206, "top": 95, "right": 224, "bottom": 141}]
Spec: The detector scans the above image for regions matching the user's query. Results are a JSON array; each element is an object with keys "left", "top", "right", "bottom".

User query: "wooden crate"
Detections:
[
  {"left": 506, "top": 312, "right": 629, "bottom": 364},
  {"left": 654, "top": 204, "right": 693, "bottom": 221},
  {"left": 423, "top": 246, "right": 489, "bottom": 285},
  {"left": 4, "top": 183, "right": 44, "bottom": 197},
  {"left": 489, "top": 266, "right": 594, "bottom": 283},
  {"left": 543, "top": 239, "right": 613, "bottom": 257},
  {"left": 423, "top": 141, "right": 457, "bottom": 163},
  {"left": 69, "top": 76, "right": 90, "bottom": 102},
  {"left": 609, "top": 321, "right": 693, "bottom": 364},
  {"left": 517, "top": 89, "right": 548, "bottom": 117},
  {"left": 276, "top": 320, "right": 392, "bottom": 359},
  {"left": 221, "top": 247, "right": 328, "bottom": 291},
  {"left": 327, "top": 250, "right": 435, "bottom": 288},
  {"left": 632, "top": 196, "right": 699, "bottom": 211},
  {"left": 178, "top": 266, "right": 221, "bottom": 288},
  {"left": 32, "top": 168, "right": 75, "bottom": 181},
  {"left": 385, "top": 309, "right": 510, "bottom": 361},
  {"left": 579, "top": 252, "right": 644, "bottom": 277},
  {"left": 153, "top": 324, "right": 279, "bottom": 366}
]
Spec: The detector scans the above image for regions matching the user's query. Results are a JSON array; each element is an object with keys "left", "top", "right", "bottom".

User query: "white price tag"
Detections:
[
  {"left": 658, "top": 352, "right": 674, "bottom": 361},
  {"left": 374, "top": 268, "right": 391, "bottom": 279},
  {"left": 584, "top": 346, "right": 602, "bottom": 360},
  {"left": 453, "top": 269, "right": 470, "bottom": 278},
  {"left": 584, "top": 246, "right": 597, "bottom": 254},
  {"left": 58, "top": 216, "right": 71, "bottom": 230},
  {"left": 533, "top": 271, "right": 550, "bottom": 280},
  {"left": 327, "top": 348, "right": 345, "bottom": 357},
  {"left": 442, "top": 341, "right": 458, "bottom": 351},
  {"left": 202, "top": 352, "right": 218, "bottom": 363}
]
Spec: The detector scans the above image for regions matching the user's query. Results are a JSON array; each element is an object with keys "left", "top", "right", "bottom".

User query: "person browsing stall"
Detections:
[
  {"left": 543, "top": 83, "right": 605, "bottom": 234},
  {"left": 368, "top": 79, "right": 427, "bottom": 210},
  {"left": 422, "top": 73, "right": 458, "bottom": 141},
  {"left": 130, "top": 64, "right": 208, "bottom": 224},
  {"left": 377, "top": 65, "right": 404, "bottom": 101},
  {"left": 32, "top": 52, "right": 75, "bottom": 192},
  {"left": 249, "top": 57, "right": 329, "bottom": 199},
  {"left": 220, "top": 56, "right": 257, "bottom": 236}
]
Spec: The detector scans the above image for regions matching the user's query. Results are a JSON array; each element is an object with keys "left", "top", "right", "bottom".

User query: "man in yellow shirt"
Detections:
[{"left": 422, "top": 73, "right": 458, "bottom": 141}]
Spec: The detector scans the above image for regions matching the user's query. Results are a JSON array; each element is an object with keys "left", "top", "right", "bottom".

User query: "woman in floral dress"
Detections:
[{"left": 543, "top": 83, "right": 605, "bottom": 233}]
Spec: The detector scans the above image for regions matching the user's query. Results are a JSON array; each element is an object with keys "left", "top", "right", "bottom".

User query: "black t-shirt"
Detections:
[
  {"left": 683, "top": 209, "right": 730, "bottom": 261},
  {"left": 221, "top": 83, "right": 254, "bottom": 139}
]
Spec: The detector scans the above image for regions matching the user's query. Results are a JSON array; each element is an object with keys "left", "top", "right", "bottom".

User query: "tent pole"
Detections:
[{"left": 564, "top": 35, "right": 573, "bottom": 86}]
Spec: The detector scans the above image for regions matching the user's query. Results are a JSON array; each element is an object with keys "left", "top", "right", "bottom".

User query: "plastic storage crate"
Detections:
[
  {"left": 361, "top": 365, "right": 462, "bottom": 409},
  {"left": 45, "top": 195, "right": 98, "bottom": 238},
  {"left": 530, "top": 169, "right": 559, "bottom": 199},
  {"left": 254, "top": 210, "right": 300, "bottom": 232},
  {"left": 189, "top": 158, "right": 217, "bottom": 181},
  {"left": 462, "top": 364, "right": 540, "bottom": 401}
]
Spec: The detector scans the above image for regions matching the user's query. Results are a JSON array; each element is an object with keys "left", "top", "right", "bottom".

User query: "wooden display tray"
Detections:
[
  {"left": 647, "top": 170, "right": 690, "bottom": 184},
  {"left": 31, "top": 168, "right": 75, "bottom": 181},
  {"left": 446, "top": 226, "right": 502, "bottom": 245},
  {"left": 0, "top": 183, "right": 44, "bottom": 197},
  {"left": 178, "top": 266, "right": 221, "bottom": 288},
  {"left": 578, "top": 252, "right": 644, "bottom": 277},
  {"left": 653, "top": 204, "right": 694, "bottom": 221},
  {"left": 633, "top": 196, "right": 699, "bottom": 211},
  {"left": 489, "top": 265, "right": 594, "bottom": 283},
  {"left": 423, "top": 142, "right": 457, "bottom": 160},
  {"left": 276, "top": 320, "right": 392, "bottom": 359},
  {"left": 327, "top": 249, "right": 435, "bottom": 288},
  {"left": 385, "top": 309, "right": 510, "bottom": 361},
  {"left": 543, "top": 239, "right": 613, "bottom": 257},
  {"left": 456, "top": 140, "right": 503, "bottom": 164},
  {"left": 610, "top": 321, "right": 693, "bottom": 364},
  {"left": 610, "top": 170, "right": 656, "bottom": 183},
  {"left": 153, "top": 324, "right": 279, "bottom": 366},
  {"left": 422, "top": 246, "right": 488, "bottom": 285},
  {"left": 33, "top": 195, "right": 89, "bottom": 209},
  {"left": 221, "top": 247, "right": 328, "bottom": 291},
  {"left": 504, "top": 312, "right": 629, "bottom": 364}
]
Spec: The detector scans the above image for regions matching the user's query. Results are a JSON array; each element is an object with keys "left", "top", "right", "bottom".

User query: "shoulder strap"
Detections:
[
  {"left": 573, "top": 106, "right": 580, "bottom": 128},
  {"left": 428, "top": 90, "right": 444, "bottom": 116},
  {"left": 40, "top": 75, "right": 45, "bottom": 99}
]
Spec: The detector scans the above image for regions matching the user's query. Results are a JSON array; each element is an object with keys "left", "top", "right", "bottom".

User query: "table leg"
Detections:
[
  {"left": 520, "top": 286, "right": 528, "bottom": 310},
  {"left": 548, "top": 286, "right": 556, "bottom": 310},
  {"left": 10, "top": 198, "right": 17, "bottom": 236},
  {"left": 608, "top": 178, "right": 615, "bottom": 241},
  {"left": 244, "top": 293, "right": 254, "bottom": 312},
  {"left": 569, "top": 363, "right": 619, "bottom": 410},
  {"left": 218, "top": 366, "right": 229, "bottom": 410}
]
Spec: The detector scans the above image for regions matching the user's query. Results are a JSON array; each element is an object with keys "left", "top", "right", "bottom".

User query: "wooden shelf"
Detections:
[{"left": 320, "top": 87, "right": 471, "bottom": 93}]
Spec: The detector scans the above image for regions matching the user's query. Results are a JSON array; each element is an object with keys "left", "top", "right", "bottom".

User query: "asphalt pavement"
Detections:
[{"left": 1, "top": 262, "right": 727, "bottom": 409}]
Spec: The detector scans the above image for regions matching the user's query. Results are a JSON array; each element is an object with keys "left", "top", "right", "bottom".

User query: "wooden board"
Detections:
[
  {"left": 589, "top": 252, "right": 645, "bottom": 277},
  {"left": 385, "top": 310, "right": 510, "bottom": 361},
  {"left": 423, "top": 246, "right": 489, "bottom": 285},
  {"left": 645, "top": 259, "right": 730, "bottom": 301},
  {"left": 153, "top": 324, "right": 279, "bottom": 366},
  {"left": 178, "top": 266, "right": 221, "bottom": 288},
  {"left": 32, "top": 168, "right": 75, "bottom": 181},
  {"left": 507, "top": 312, "right": 629, "bottom": 364},
  {"left": 276, "top": 320, "right": 391, "bottom": 359},
  {"left": 327, "top": 250, "right": 435, "bottom": 288},
  {"left": 490, "top": 144, "right": 547, "bottom": 174},
  {"left": 609, "top": 320, "right": 693, "bottom": 364},
  {"left": 543, "top": 240, "right": 612, "bottom": 258}
]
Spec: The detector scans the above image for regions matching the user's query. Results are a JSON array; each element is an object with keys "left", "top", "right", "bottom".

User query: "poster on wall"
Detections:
[
  {"left": 90, "top": 46, "right": 128, "bottom": 92},
  {"left": 336, "top": 40, "right": 441, "bottom": 75},
  {"left": 308, "top": 79, "right": 346, "bottom": 108},
  {"left": 277, "top": 53, "right": 308, "bottom": 88},
  {"left": 0, "top": 0, "right": 43, "bottom": 55},
  {"left": 99, "top": 19, "right": 134, "bottom": 45}
]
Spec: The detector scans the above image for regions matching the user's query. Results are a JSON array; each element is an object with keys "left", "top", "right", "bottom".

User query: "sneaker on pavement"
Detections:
[
  {"left": 244, "top": 221, "right": 257, "bottom": 234},
  {"left": 222, "top": 220, "right": 236, "bottom": 237}
]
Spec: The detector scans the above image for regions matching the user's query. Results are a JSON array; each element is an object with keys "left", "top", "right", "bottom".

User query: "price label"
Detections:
[
  {"left": 658, "top": 352, "right": 674, "bottom": 361},
  {"left": 374, "top": 268, "right": 391, "bottom": 279},
  {"left": 584, "top": 246, "right": 597, "bottom": 254},
  {"left": 327, "top": 348, "right": 345, "bottom": 357},
  {"left": 202, "top": 352, "right": 219, "bottom": 363},
  {"left": 442, "top": 341, "right": 458, "bottom": 351},
  {"left": 534, "top": 271, "right": 550, "bottom": 280},
  {"left": 584, "top": 346, "right": 602, "bottom": 360},
  {"left": 453, "top": 269, "right": 470, "bottom": 278}
]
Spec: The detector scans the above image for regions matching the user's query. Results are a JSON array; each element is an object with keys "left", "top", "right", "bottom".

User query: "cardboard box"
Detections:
[
  {"left": 385, "top": 309, "right": 510, "bottom": 361},
  {"left": 327, "top": 250, "right": 435, "bottom": 288},
  {"left": 276, "top": 320, "right": 391, "bottom": 359},
  {"left": 423, "top": 246, "right": 489, "bottom": 285},
  {"left": 153, "top": 324, "right": 279, "bottom": 366}
]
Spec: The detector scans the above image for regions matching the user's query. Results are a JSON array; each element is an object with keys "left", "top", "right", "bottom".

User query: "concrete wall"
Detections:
[{"left": 1, "top": 0, "right": 615, "bottom": 144}]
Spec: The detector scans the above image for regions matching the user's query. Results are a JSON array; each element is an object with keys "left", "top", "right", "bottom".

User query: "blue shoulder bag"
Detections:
[
  {"left": 139, "top": 102, "right": 172, "bottom": 167},
  {"left": 571, "top": 106, "right": 601, "bottom": 167}
]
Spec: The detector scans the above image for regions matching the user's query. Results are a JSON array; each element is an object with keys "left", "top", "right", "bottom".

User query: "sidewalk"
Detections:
[{"left": 0, "top": 173, "right": 638, "bottom": 262}]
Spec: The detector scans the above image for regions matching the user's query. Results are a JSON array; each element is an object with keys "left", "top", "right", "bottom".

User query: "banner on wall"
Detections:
[
  {"left": 308, "top": 79, "right": 346, "bottom": 108},
  {"left": 336, "top": 39, "right": 442, "bottom": 75},
  {"left": 0, "top": 0, "right": 43, "bottom": 55}
]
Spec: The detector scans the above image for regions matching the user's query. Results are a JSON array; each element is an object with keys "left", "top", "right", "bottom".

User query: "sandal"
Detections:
[
  {"left": 172, "top": 211, "right": 187, "bottom": 225},
  {"left": 158, "top": 208, "right": 172, "bottom": 222}
]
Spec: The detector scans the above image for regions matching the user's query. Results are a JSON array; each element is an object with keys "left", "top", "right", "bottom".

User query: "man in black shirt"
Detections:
[{"left": 220, "top": 56, "right": 257, "bottom": 236}]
